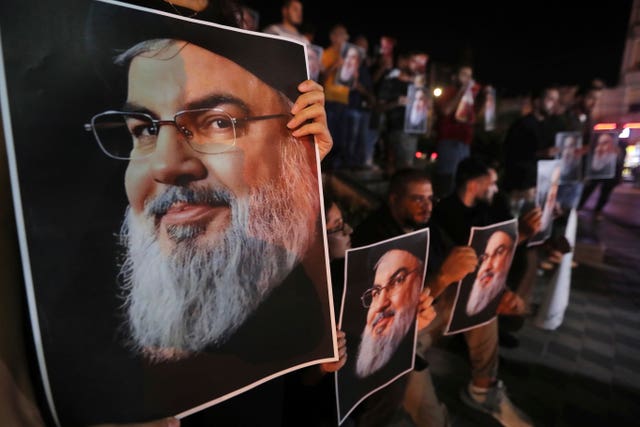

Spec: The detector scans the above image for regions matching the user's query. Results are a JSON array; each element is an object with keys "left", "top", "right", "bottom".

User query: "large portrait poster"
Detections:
[
  {"left": 0, "top": 1, "right": 337, "bottom": 425},
  {"left": 586, "top": 131, "right": 619, "bottom": 180},
  {"left": 444, "top": 219, "right": 518, "bottom": 335},
  {"left": 335, "top": 229, "right": 429, "bottom": 425}
]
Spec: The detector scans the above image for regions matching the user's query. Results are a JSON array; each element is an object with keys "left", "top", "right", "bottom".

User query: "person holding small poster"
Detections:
[
  {"left": 445, "top": 220, "right": 518, "bottom": 334},
  {"left": 433, "top": 64, "right": 482, "bottom": 198},
  {"left": 429, "top": 157, "right": 538, "bottom": 427}
]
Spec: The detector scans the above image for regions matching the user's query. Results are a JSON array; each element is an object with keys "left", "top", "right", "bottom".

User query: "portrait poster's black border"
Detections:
[
  {"left": 0, "top": 1, "right": 337, "bottom": 425},
  {"left": 334, "top": 228, "right": 430, "bottom": 425},
  {"left": 444, "top": 218, "right": 518, "bottom": 335}
]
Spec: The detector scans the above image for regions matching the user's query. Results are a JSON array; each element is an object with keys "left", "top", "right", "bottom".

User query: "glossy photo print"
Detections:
[
  {"left": 335, "top": 229, "right": 429, "bottom": 425},
  {"left": 0, "top": 1, "right": 336, "bottom": 425},
  {"left": 445, "top": 219, "right": 518, "bottom": 335}
]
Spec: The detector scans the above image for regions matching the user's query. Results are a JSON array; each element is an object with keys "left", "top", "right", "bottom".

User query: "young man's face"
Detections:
[
  {"left": 124, "top": 42, "right": 293, "bottom": 251},
  {"left": 478, "top": 168, "right": 499, "bottom": 204},
  {"left": 457, "top": 66, "right": 473, "bottom": 86},
  {"left": 391, "top": 180, "right": 434, "bottom": 228},
  {"left": 284, "top": 0, "right": 303, "bottom": 26},
  {"left": 539, "top": 89, "right": 559, "bottom": 116}
]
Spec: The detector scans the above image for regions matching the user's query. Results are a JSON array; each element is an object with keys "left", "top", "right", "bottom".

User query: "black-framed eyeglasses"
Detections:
[
  {"left": 407, "top": 194, "right": 438, "bottom": 206},
  {"left": 477, "top": 244, "right": 510, "bottom": 265},
  {"left": 84, "top": 108, "right": 290, "bottom": 160},
  {"left": 360, "top": 267, "right": 420, "bottom": 308}
]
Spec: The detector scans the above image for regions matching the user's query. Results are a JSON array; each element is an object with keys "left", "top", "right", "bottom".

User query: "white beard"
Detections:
[
  {"left": 409, "top": 105, "right": 425, "bottom": 126},
  {"left": 118, "top": 136, "right": 318, "bottom": 362},
  {"left": 465, "top": 269, "right": 507, "bottom": 317},
  {"left": 355, "top": 285, "right": 420, "bottom": 378}
]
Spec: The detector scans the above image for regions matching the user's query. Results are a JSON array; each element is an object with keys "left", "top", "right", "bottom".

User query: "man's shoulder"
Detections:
[
  {"left": 352, "top": 206, "right": 401, "bottom": 247},
  {"left": 262, "top": 23, "right": 283, "bottom": 35},
  {"left": 432, "top": 194, "right": 460, "bottom": 217},
  {"left": 262, "top": 24, "right": 307, "bottom": 44}
]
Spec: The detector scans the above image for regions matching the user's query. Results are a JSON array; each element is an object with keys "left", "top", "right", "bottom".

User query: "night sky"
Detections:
[{"left": 246, "top": 0, "right": 634, "bottom": 96}]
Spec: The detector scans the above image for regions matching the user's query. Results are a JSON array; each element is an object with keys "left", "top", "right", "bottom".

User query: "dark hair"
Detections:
[
  {"left": 454, "top": 156, "right": 489, "bottom": 191},
  {"left": 490, "top": 227, "right": 517, "bottom": 247},
  {"left": 575, "top": 80, "right": 604, "bottom": 98},
  {"left": 529, "top": 83, "right": 560, "bottom": 101},
  {"left": 282, "top": 0, "right": 302, "bottom": 7},
  {"left": 388, "top": 168, "right": 432, "bottom": 198},
  {"left": 323, "top": 188, "right": 338, "bottom": 218}
]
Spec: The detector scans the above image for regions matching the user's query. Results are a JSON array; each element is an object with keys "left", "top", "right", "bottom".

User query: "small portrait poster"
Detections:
[
  {"left": 335, "top": 229, "right": 429, "bottom": 425},
  {"left": 445, "top": 219, "right": 518, "bottom": 335},
  {"left": 307, "top": 43, "right": 324, "bottom": 82},
  {"left": 528, "top": 159, "right": 562, "bottom": 247},
  {"left": 555, "top": 131, "right": 583, "bottom": 183},
  {"left": 334, "top": 42, "right": 364, "bottom": 88},
  {"left": 0, "top": 0, "right": 336, "bottom": 425},
  {"left": 586, "top": 131, "right": 619, "bottom": 180},
  {"left": 404, "top": 84, "right": 429, "bottom": 134},
  {"left": 484, "top": 86, "right": 496, "bottom": 131}
]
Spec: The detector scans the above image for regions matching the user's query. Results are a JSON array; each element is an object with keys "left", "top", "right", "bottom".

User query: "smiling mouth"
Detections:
[
  {"left": 160, "top": 201, "right": 229, "bottom": 226},
  {"left": 371, "top": 310, "right": 395, "bottom": 335},
  {"left": 478, "top": 271, "right": 494, "bottom": 287}
]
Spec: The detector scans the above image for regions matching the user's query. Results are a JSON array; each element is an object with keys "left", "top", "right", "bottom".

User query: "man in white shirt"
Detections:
[{"left": 262, "top": 0, "right": 308, "bottom": 45}]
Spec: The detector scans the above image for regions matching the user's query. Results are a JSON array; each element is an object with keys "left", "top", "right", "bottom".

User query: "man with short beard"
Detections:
[
  {"left": 355, "top": 249, "right": 422, "bottom": 378},
  {"left": 430, "top": 156, "right": 537, "bottom": 427}
]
